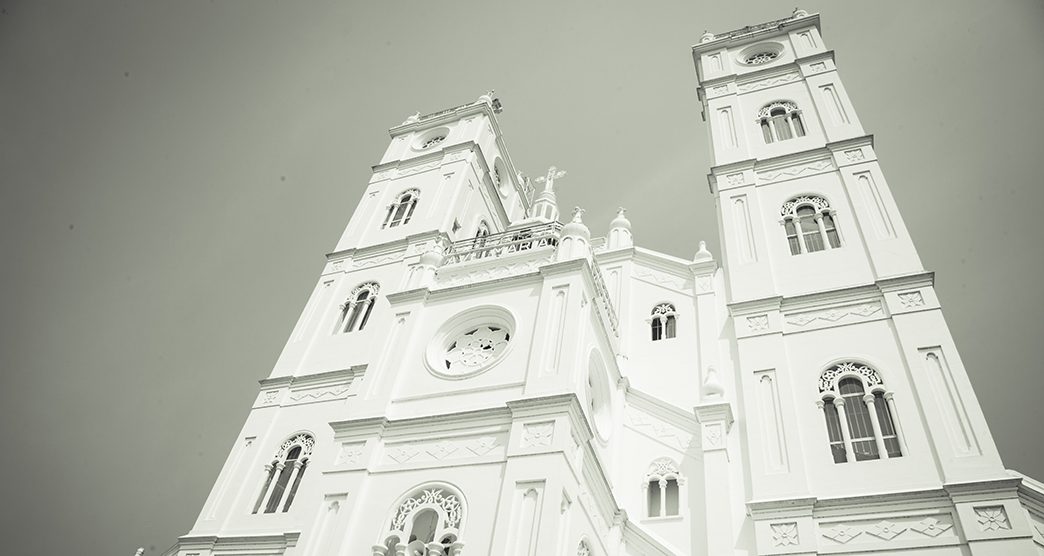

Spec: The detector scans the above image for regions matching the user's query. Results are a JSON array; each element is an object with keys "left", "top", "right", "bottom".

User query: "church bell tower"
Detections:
[{"left": 693, "top": 9, "right": 1036, "bottom": 556}]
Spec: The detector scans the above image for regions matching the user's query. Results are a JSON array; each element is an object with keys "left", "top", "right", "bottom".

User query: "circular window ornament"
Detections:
[
  {"left": 414, "top": 126, "right": 451, "bottom": 151},
  {"left": 738, "top": 43, "right": 784, "bottom": 66},
  {"left": 745, "top": 51, "right": 778, "bottom": 65},
  {"left": 426, "top": 306, "right": 516, "bottom": 380}
]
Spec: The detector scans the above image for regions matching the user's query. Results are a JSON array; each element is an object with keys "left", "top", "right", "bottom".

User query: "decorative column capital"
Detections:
[
  {"left": 862, "top": 393, "right": 876, "bottom": 404},
  {"left": 833, "top": 397, "right": 846, "bottom": 408}
]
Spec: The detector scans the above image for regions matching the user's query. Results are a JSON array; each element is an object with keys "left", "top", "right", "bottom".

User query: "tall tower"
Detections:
[{"left": 693, "top": 9, "right": 1038, "bottom": 556}]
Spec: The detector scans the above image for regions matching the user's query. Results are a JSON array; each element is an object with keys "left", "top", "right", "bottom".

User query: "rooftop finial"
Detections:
[
  {"left": 700, "top": 30, "right": 715, "bottom": 43},
  {"left": 693, "top": 240, "right": 713, "bottom": 262},
  {"left": 534, "top": 166, "right": 567, "bottom": 192},
  {"left": 793, "top": 7, "right": 809, "bottom": 17},
  {"left": 403, "top": 111, "right": 421, "bottom": 125}
]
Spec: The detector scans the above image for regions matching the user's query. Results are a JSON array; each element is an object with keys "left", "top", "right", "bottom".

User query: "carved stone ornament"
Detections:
[
  {"left": 522, "top": 422, "right": 555, "bottom": 448},
  {"left": 276, "top": 433, "right": 315, "bottom": 459},
  {"left": 866, "top": 520, "right": 906, "bottom": 540},
  {"left": 898, "top": 291, "right": 925, "bottom": 308},
  {"left": 738, "top": 72, "right": 800, "bottom": 93},
  {"left": 843, "top": 149, "right": 865, "bottom": 162},
  {"left": 577, "top": 540, "right": 592, "bottom": 556},
  {"left": 645, "top": 457, "right": 681, "bottom": 481},
  {"left": 391, "top": 489, "right": 462, "bottom": 531},
  {"left": 780, "top": 195, "right": 830, "bottom": 217},
  {"left": 786, "top": 302, "right": 881, "bottom": 327},
  {"left": 809, "top": 61, "right": 827, "bottom": 73},
  {"left": 756, "top": 100, "right": 799, "bottom": 119},
  {"left": 747, "top": 314, "right": 769, "bottom": 332},
  {"left": 910, "top": 517, "right": 952, "bottom": 537},
  {"left": 819, "top": 362, "right": 883, "bottom": 393},
  {"left": 335, "top": 443, "right": 364, "bottom": 465},
  {"left": 760, "top": 159, "right": 834, "bottom": 183},
  {"left": 771, "top": 522, "right": 799, "bottom": 546},
  {"left": 975, "top": 506, "right": 1011, "bottom": 532},
  {"left": 821, "top": 524, "right": 862, "bottom": 544},
  {"left": 444, "top": 326, "right": 511, "bottom": 374}
]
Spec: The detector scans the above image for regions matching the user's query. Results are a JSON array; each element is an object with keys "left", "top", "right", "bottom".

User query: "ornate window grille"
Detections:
[
  {"left": 421, "top": 135, "right": 446, "bottom": 149},
  {"left": 643, "top": 457, "right": 684, "bottom": 518},
  {"left": 745, "top": 51, "right": 779, "bottom": 64},
  {"left": 650, "top": 303, "right": 677, "bottom": 341},
  {"left": 336, "top": 282, "right": 380, "bottom": 334},
  {"left": 252, "top": 432, "right": 314, "bottom": 514},
  {"left": 384, "top": 189, "right": 420, "bottom": 229},
  {"left": 780, "top": 195, "right": 841, "bottom": 255},
  {"left": 373, "top": 486, "right": 465, "bottom": 556},
  {"left": 757, "top": 101, "right": 806, "bottom": 144},
  {"left": 817, "top": 362, "right": 905, "bottom": 464}
]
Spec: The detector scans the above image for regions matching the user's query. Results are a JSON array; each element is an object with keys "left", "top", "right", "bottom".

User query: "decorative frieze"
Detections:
[
  {"left": 737, "top": 71, "right": 801, "bottom": 93},
  {"left": 633, "top": 267, "right": 691, "bottom": 290},
  {"left": 785, "top": 301, "right": 882, "bottom": 328},
  {"left": 625, "top": 408, "right": 697, "bottom": 452},
  {"left": 382, "top": 434, "right": 505, "bottom": 466},
  {"left": 815, "top": 513, "right": 956, "bottom": 547},
  {"left": 757, "top": 159, "right": 834, "bottom": 183}
]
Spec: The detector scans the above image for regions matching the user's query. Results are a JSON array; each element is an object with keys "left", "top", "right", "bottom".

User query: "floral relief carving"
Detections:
[
  {"left": 898, "top": 291, "right": 925, "bottom": 308},
  {"left": 707, "top": 84, "right": 729, "bottom": 97},
  {"left": 866, "top": 520, "right": 906, "bottom": 540},
  {"left": 786, "top": 302, "right": 881, "bottom": 327},
  {"left": 426, "top": 441, "right": 457, "bottom": 460},
  {"left": 809, "top": 61, "right": 827, "bottom": 73},
  {"left": 843, "top": 149, "right": 865, "bottom": 162},
  {"left": 746, "top": 315, "right": 769, "bottom": 332},
  {"left": 387, "top": 444, "right": 420, "bottom": 463},
  {"left": 975, "top": 506, "right": 1011, "bottom": 532},
  {"left": 260, "top": 390, "right": 280, "bottom": 405},
  {"left": 771, "top": 522, "right": 799, "bottom": 546},
  {"left": 910, "top": 517, "right": 952, "bottom": 537},
  {"left": 821, "top": 524, "right": 862, "bottom": 544},
  {"left": 335, "top": 442, "right": 364, "bottom": 465},
  {"left": 467, "top": 436, "right": 499, "bottom": 456},
  {"left": 522, "top": 422, "right": 555, "bottom": 448}
]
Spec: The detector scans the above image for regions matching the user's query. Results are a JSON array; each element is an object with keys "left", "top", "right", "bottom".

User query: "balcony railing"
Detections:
[
  {"left": 590, "top": 262, "right": 619, "bottom": 335},
  {"left": 442, "top": 222, "right": 562, "bottom": 265}
]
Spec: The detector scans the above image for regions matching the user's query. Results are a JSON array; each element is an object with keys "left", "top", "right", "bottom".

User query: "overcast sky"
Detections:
[{"left": 2, "top": 1, "right": 1043, "bottom": 554}]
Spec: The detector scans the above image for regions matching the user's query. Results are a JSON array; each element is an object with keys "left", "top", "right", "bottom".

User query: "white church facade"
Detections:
[{"left": 164, "top": 10, "right": 1044, "bottom": 556}]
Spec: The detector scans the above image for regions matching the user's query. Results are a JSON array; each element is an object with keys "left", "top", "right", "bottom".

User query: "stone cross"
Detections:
[{"left": 534, "top": 166, "right": 567, "bottom": 192}]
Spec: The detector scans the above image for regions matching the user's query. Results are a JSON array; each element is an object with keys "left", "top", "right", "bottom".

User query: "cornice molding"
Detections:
[
  {"left": 692, "top": 13, "right": 821, "bottom": 56},
  {"left": 625, "top": 387, "right": 701, "bottom": 434}
]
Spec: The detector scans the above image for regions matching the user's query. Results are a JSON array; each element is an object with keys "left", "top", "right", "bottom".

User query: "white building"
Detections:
[{"left": 164, "top": 10, "right": 1044, "bottom": 556}]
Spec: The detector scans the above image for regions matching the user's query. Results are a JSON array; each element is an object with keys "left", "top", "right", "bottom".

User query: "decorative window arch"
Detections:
[
  {"left": 252, "top": 432, "right": 315, "bottom": 514},
  {"left": 650, "top": 303, "right": 677, "bottom": 341},
  {"left": 817, "top": 362, "right": 905, "bottom": 464},
  {"left": 384, "top": 189, "right": 420, "bottom": 229},
  {"left": 643, "top": 458, "right": 684, "bottom": 518},
  {"left": 336, "top": 282, "right": 380, "bottom": 334},
  {"left": 373, "top": 484, "right": 466, "bottom": 556},
  {"left": 757, "top": 101, "right": 806, "bottom": 144},
  {"left": 780, "top": 195, "right": 841, "bottom": 255}
]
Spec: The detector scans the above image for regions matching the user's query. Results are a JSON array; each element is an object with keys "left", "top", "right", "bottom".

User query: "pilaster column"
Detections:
[
  {"left": 426, "top": 543, "right": 445, "bottom": 555},
  {"left": 658, "top": 478, "right": 668, "bottom": 517},
  {"left": 883, "top": 392, "right": 908, "bottom": 455},
  {"left": 833, "top": 398, "right": 856, "bottom": 462},
  {"left": 448, "top": 542, "right": 464, "bottom": 556},
  {"left": 792, "top": 217, "right": 808, "bottom": 253},
  {"left": 276, "top": 460, "right": 305, "bottom": 511}
]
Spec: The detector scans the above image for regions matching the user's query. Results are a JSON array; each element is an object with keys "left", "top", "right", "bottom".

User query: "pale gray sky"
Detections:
[{"left": 2, "top": 1, "right": 1042, "bottom": 554}]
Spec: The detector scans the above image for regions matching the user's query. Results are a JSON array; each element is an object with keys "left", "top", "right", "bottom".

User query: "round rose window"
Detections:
[
  {"left": 426, "top": 306, "right": 516, "bottom": 380},
  {"left": 745, "top": 51, "right": 778, "bottom": 64},
  {"left": 444, "top": 326, "right": 510, "bottom": 372}
]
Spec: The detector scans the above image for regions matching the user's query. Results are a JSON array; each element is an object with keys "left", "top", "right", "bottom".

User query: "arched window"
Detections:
[
  {"left": 336, "top": 282, "right": 380, "bottom": 334},
  {"left": 383, "top": 189, "right": 420, "bottom": 229},
  {"left": 644, "top": 458, "right": 683, "bottom": 518},
  {"left": 374, "top": 484, "right": 465, "bottom": 556},
  {"left": 780, "top": 195, "right": 841, "bottom": 255},
  {"left": 253, "top": 433, "right": 314, "bottom": 514},
  {"left": 650, "top": 303, "right": 677, "bottom": 341},
  {"left": 757, "top": 101, "right": 806, "bottom": 144},
  {"left": 817, "top": 362, "right": 905, "bottom": 464}
]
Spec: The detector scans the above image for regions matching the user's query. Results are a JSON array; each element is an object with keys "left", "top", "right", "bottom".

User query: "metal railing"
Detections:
[
  {"left": 590, "top": 262, "right": 620, "bottom": 335},
  {"left": 442, "top": 222, "right": 562, "bottom": 265}
]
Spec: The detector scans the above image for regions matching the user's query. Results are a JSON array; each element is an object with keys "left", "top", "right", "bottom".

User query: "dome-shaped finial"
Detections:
[
  {"left": 792, "top": 7, "right": 809, "bottom": 17},
  {"left": 702, "top": 366, "right": 725, "bottom": 399},
  {"left": 693, "top": 240, "right": 713, "bottom": 262},
  {"left": 607, "top": 207, "right": 633, "bottom": 249},
  {"left": 556, "top": 206, "right": 592, "bottom": 261},
  {"left": 700, "top": 30, "right": 715, "bottom": 43}
]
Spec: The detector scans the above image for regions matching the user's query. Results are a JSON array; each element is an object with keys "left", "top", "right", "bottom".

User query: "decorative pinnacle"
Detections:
[
  {"left": 617, "top": 207, "right": 626, "bottom": 217},
  {"left": 571, "top": 206, "right": 585, "bottom": 223}
]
